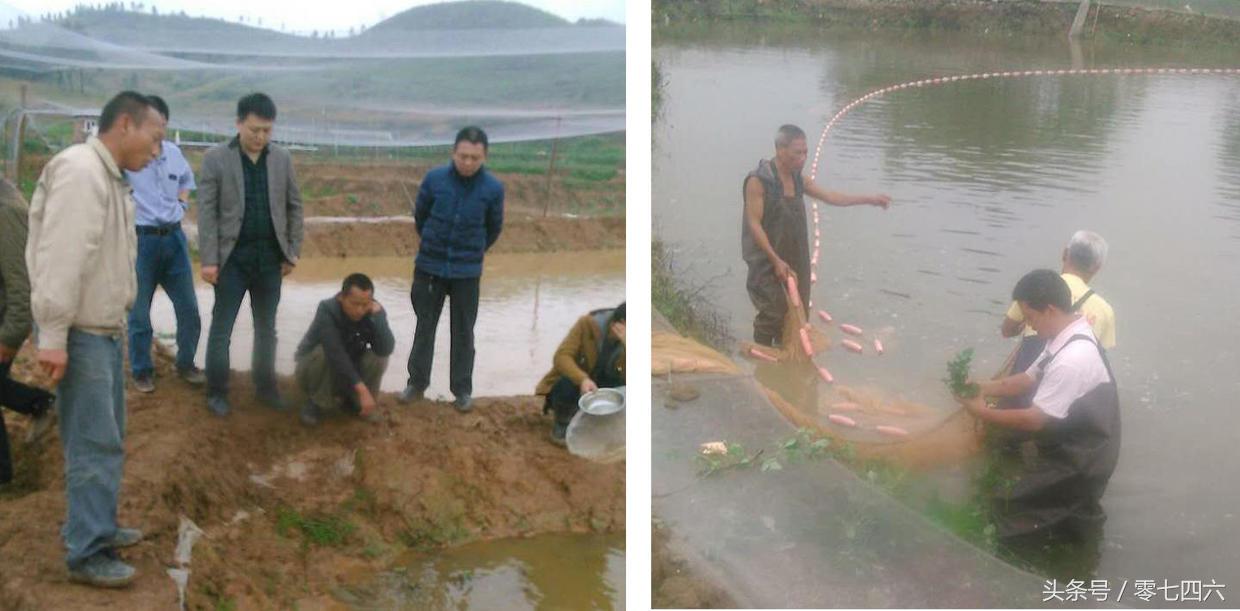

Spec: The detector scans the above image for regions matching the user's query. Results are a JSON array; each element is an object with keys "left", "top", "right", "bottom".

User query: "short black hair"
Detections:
[
  {"left": 341, "top": 273, "right": 374, "bottom": 295},
  {"left": 146, "top": 94, "right": 169, "bottom": 121},
  {"left": 775, "top": 124, "right": 806, "bottom": 148},
  {"left": 237, "top": 92, "right": 277, "bottom": 122},
  {"left": 454, "top": 126, "right": 488, "bottom": 151},
  {"left": 99, "top": 91, "right": 155, "bottom": 133},
  {"left": 1012, "top": 269, "right": 1071, "bottom": 313},
  {"left": 610, "top": 302, "right": 626, "bottom": 326}
]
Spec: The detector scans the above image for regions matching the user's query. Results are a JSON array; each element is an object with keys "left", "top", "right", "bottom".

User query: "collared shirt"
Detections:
[
  {"left": 125, "top": 140, "right": 195, "bottom": 227},
  {"left": 1023, "top": 316, "right": 1111, "bottom": 419},
  {"left": 239, "top": 145, "right": 277, "bottom": 242},
  {"left": 1006, "top": 272, "right": 1116, "bottom": 348}
]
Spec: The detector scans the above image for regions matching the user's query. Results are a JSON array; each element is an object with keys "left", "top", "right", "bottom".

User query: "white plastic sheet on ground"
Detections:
[{"left": 167, "top": 516, "right": 205, "bottom": 611}]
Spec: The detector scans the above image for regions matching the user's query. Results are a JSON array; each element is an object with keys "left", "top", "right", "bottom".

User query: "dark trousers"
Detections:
[
  {"left": 0, "top": 360, "right": 54, "bottom": 484},
  {"left": 545, "top": 376, "right": 582, "bottom": 426},
  {"left": 128, "top": 226, "right": 201, "bottom": 377},
  {"left": 206, "top": 241, "right": 283, "bottom": 397},
  {"left": 747, "top": 268, "right": 806, "bottom": 347},
  {"left": 406, "top": 269, "right": 479, "bottom": 398}
]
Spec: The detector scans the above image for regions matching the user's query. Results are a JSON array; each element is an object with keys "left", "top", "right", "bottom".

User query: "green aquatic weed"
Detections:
[{"left": 944, "top": 348, "right": 980, "bottom": 398}]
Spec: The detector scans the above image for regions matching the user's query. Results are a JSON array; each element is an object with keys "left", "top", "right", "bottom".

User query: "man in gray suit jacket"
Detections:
[{"left": 197, "top": 92, "right": 303, "bottom": 417}]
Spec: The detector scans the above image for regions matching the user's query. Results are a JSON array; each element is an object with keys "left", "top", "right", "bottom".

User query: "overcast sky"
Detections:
[{"left": 6, "top": 0, "right": 625, "bottom": 34}]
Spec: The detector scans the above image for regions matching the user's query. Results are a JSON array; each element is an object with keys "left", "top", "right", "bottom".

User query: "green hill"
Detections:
[
  {"left": 47, "top": 5, "right": 305, "bottom": 47},
  {"left": 363, "top": 0, "right": 570, "bottom": 33}
]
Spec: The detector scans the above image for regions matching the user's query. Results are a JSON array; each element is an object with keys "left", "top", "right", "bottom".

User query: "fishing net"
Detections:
[
  {"left": 0, "top": 18, "right": 623, "bottom": 147},
  {"left": 652, "top": 372, "right": 1056, "bottom": 608},
  {"left": 649, "top": 311, "right": 1086, "bottom": 607}
]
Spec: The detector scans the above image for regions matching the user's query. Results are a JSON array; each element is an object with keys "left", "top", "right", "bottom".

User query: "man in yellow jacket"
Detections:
[{"left": 536, "top": 302, "right": 625, "bottom": 446}]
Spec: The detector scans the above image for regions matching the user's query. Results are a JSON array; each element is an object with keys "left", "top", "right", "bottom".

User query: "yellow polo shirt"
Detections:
[{"left": 1005, "top": 273, "right": 1116, "bottom": 349}]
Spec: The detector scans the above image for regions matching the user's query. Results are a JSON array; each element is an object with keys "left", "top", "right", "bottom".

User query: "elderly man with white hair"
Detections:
[{"left": 997, "top": 230, "right": 1116, "bottom": 411}]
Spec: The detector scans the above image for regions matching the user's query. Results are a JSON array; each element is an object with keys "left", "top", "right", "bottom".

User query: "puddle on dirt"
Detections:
[
  {"left": 332, "top": 533, "right": 624, "bottom": 610},
  {"left": 148, "top": 250, "right": 624, "bottom": 398}
]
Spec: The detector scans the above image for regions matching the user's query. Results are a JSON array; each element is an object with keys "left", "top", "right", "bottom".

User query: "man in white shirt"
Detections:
[
  {"left": 996, "top": 230, "right": 1116, "bottom": 414},
  {"left": 956, "top": 269, "right": 1120, "bottom": 547}
]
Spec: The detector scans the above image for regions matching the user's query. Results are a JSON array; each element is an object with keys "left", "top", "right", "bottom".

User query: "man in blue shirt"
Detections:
[
  {"left": 399, "top": 126, "right": 504, "bottom": 412},
  {"left": 125, "top": 95, "right": 203, "bottom": 392}
]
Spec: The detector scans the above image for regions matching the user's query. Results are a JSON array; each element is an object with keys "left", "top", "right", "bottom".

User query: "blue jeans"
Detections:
[
  {"left": 57, "top": 329, "right": 126, "bottom": 569},
  {"left": 128, "top": 226, "right": 201, "bottom": 377},
  {"left": 205, "top": 240, "right": 284, "bottom": 397}
]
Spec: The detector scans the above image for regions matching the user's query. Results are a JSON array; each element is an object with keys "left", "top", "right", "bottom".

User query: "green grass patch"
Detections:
[{"left": 275, "top": 506, "right": 356, "bottom": 547}]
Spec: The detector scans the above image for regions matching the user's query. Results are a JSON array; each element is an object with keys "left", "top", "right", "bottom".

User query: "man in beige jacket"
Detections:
[{"left": 27, "top": 91, "right": 164, "bottom": 588}]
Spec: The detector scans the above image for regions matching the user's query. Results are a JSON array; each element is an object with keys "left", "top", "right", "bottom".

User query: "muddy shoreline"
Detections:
[
  {"left": 296, "top": 215, "right": 626, "bottom": 258},
  {"left": 17, "top": 153, "right": 626, "bottom": 258},
  {"left": 654, "top": 0, "right": 1240, "bottom": 48},
  {"left": 0, "top": 344, "right": 624, "bottom": 609}
]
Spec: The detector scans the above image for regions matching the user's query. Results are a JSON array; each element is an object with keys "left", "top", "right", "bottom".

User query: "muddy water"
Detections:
[
  {"left": 656, "top": 24, "right": 1240, "bottom": 588},
  {"left": 335, "top": 533, "right": 624, "bottom": 610},
  {"left": 148, "top": 251, "right": 624, "bottom": 398}
]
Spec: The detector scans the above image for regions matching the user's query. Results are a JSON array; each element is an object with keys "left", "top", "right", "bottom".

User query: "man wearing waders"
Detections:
[
  {"left": 742, "top": 124, "right": 890, "bottom": 347},
  {"left": 997, "top": 230, "right": 1116, "bottom": 410},
  {"left": 956, "top": 270, "right": 1120, "bottom": 559}
]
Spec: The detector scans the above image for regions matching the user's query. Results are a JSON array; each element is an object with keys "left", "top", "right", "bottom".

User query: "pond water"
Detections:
[
  {"left": 148, "top": 250, "right": 625, "bottom": 398},
  {"left": 655, "top": 23, "right": 1240, "bottom": 590},
  {"left": 332, "top": 533, "right": 624, "bottom": 610}
]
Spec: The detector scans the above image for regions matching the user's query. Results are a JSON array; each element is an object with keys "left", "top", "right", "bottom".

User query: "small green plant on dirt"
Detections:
[
  {"left": 200, "top": 581, "right": 235, "bottom": 611},
  {"left": 362, "top": 540, "right": 386, "bottom": 559},
  {"left": 346, "top": 193, "right": 359, "bottom": 205},
  {"left": 275, "top": 506, "right": 356, "bottom": 548},
  {"left": 342, "top": 486, "right": 378, "bottom": 518},
  {"left": 944, "top": 348, "right": 980, "bottom": 398}
]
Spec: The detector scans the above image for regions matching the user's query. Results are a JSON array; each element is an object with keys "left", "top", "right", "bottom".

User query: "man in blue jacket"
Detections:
[{"left": 399, "top": 127, "right": 503, "bottom": 412}]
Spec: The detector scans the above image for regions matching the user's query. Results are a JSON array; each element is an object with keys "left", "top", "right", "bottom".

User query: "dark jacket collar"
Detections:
[{"left": 449, "top": 162, "right": 486, "bottom": 185}]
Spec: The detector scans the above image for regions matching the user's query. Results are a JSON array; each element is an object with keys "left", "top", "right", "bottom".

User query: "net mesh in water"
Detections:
[{"left": 653, "top": 373, "right": 1057, "bottom": 608}]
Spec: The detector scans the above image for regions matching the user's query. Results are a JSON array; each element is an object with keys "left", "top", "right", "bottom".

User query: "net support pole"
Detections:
[{"left": 1070, "top": 0, "right": 1091, "bottom": 38}]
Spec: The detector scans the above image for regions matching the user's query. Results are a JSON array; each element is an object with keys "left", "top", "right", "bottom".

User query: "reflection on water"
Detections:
[
  {"left": 336, "top": 534, "right": 624, "bottom": 610},
  {"left": 656, "top": 24, "right": 1240, "bottom": 587},
  {"left": 148, "top": 251, "right": 624, "bottom": 398}
]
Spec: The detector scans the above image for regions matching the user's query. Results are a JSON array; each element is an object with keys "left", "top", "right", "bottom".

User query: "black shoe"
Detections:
[
  {"left": 132, "top": 374, "right": 155, "bottom": 394},
  {"left": 398, "top": 385, "right": 424, "bottom": 405},
  {"left": 299, "top": 401, "right": 321, "bottom": 427},
  {"left": 207, "top": 395, "right": 231, "bottom": 417},
  {"left": 453, "top": 394, "right": 473, "bottom": 413},
  {"left": 177, "top": 366, "right": 206, "bottom": 386},
  {"left": 24, "top": 406, "right": 56, "bottom": 444},
  {"left": 550, "top": 422, "right": 568, "bottom": 447},
  {"left": 256, "top": 390, "right": 287, "bottom": 412}
]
